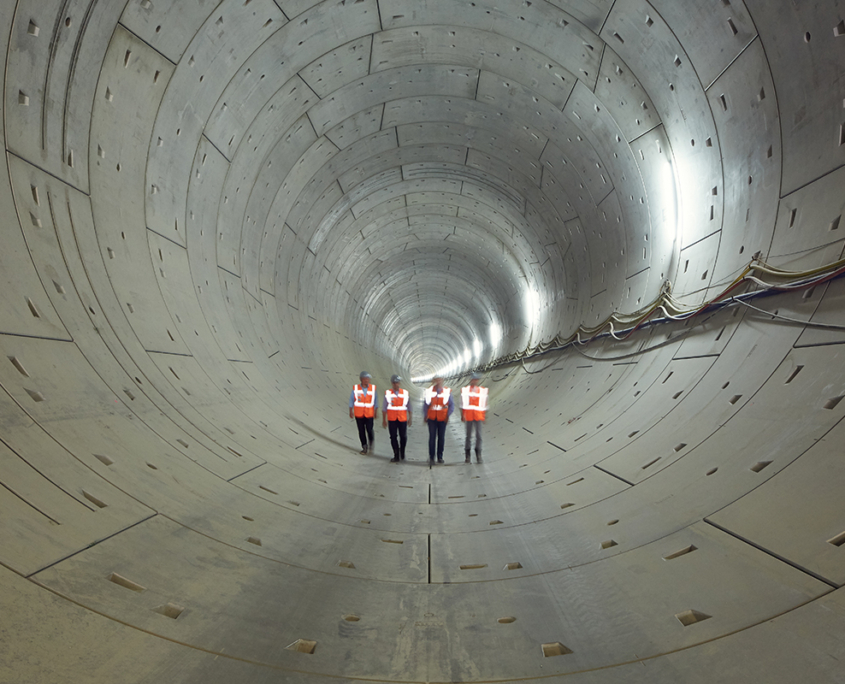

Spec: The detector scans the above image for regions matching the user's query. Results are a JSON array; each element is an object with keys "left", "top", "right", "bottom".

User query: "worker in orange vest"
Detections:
[
  {"left": 461, "top": 373, "right": 488, "bottom": 463},
  {"left": 349, "top": 371, "right": 378, "bottom": 454},
  {"left": 383, "top": 374, "right": 412, "bottom": 462},
  {"left": 423, "top": 375, "right": 454, "bottom": 464}
]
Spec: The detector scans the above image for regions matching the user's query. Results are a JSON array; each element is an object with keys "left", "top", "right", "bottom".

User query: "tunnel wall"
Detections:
[{"left": 2, "top": 0, "right": 845, "bottom": 682}]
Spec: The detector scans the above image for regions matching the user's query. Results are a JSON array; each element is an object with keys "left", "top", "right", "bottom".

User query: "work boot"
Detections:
[
  {"left": 390, "top": 447, "right": 400, "bottom": 463},
  {"left": 475, "top": 449, "right": 482, "bottom": 463},
  {"left": 360, "top": 444, "right": 368, "bottom": 455},
  {"left": 465, "top": 450, "right": 471, "bottom": 463}
]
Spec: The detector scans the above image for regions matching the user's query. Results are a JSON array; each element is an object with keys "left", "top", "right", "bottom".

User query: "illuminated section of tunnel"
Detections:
[{"left": 1, "top": 1, "right": 845, "bottom": 682}]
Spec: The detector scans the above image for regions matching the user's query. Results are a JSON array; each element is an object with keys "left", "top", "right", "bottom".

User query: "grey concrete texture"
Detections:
[{"left": 1, "top": 0, "right": 845, "bottom": 682}]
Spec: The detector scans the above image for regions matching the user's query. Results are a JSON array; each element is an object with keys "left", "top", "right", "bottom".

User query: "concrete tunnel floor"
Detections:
[{"left": 1, "top": 0, "right": 845, "bottom": 682}]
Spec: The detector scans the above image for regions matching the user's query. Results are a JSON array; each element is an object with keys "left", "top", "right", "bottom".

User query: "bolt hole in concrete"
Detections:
[
  {"left": 343, "top": 614, "right": 360, "bottom": 622},
  {"left": 152, "top": 603, "right": 184, "bottom": 619},
  {"left": 828, "top": 531, "right": 845, "bottom": 547},
  {"left": 286, "top": 639, "right": 317, "bottom": 654},
  {"left": 675, "top": 609, "right": 711, "bottom": 627},
  {"left": 542, "top": 642, "right": 573, "bottom": 657},
  {"left": 663, "top": 544, "right": 698, "bottom": 561},
  {"left": 108, "top": 572, "right": 145, "bottom": 592},
  {"left": 498, "top": 616, "right": 516, "bottom": 624}
]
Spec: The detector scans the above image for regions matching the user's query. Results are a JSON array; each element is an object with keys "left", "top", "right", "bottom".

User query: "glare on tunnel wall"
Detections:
[
  {"left": 489, "top": 321, "right": 502, "bottom": 350},
  {"left": 525, "top": 289, "right": 541, "bottom": 336},
  {"left": 660, "top": 151, "right": 681, "bottom": 263}
]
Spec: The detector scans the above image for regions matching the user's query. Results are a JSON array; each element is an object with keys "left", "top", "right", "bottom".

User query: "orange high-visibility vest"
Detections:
[
  {"left": 461, "top": 385, "right": 488, "bottom": 421},
  {"left": 385, "top": 389, "right": 409, "bottom": 422},
  {"left": 353, "top": 384, "right": 376, "bottom": 418},
  {"left": 425, "top": 386, "right": 451, "bottom": 421}
]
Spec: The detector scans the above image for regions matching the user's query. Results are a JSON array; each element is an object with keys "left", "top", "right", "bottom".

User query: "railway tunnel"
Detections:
[{"left": 1, "top": 0, "right": 845, "bottom": 682}]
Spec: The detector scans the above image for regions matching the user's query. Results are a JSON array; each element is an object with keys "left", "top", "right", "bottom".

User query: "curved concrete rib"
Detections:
[{"left": 1, "top": 0, "right": 845, "bottom": 682}]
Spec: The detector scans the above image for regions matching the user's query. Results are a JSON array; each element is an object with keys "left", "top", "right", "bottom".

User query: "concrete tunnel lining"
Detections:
[{"left": 1, "top": 0, "right": 845, "bottom": 681}]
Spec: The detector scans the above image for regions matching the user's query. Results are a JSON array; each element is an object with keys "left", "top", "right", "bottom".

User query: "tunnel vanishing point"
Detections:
[{"left": 1, "top": 0, "right": 845, "bottom": 682}]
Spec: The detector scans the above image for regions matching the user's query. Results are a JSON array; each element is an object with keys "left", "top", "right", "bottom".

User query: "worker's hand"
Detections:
[
  {"left": 349, "top": 408, "right": 353, "bottom": 420},
  {"left": 461, "top": 415, "right": 466, "bottom": 423},
  {"left": 408, "top": 420, "right": 412, "bottom": 428},
  {"left": 382, "top": 419, "right": 387, "bottom": 429},
  {"left": 423, "top": 416, "right": 428, "bottom": 423}
]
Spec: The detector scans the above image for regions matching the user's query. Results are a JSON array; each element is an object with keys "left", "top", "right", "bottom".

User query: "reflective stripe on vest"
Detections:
[
  {"left": 353, "top": 384, "right": 376, "bottom": 418},
  {"left": 461, "top": 385, "right": 488, "bottom": 421},
  {"left": 385, "top": 389, "right": 409, "bottom": 422},
  {"left": 425, "top": 386, "right": 451, "bottom": 421}
]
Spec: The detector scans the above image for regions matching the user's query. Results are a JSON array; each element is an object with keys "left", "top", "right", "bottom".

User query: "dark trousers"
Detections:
[
  {"left": 465, "top": 420, "right": 483, "bottom": 452},
  {"left": 356, "top": 416, "right": 374, "bottom": 448},
  {"left": 388, "top": 420, "right": 408, "bottom": 458},
  {"left": 428, "top": 419, "right": 447, "bottom": 460}
]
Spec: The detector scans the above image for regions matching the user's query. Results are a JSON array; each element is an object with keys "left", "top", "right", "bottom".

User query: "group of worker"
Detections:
[{"left": 348, "top": 371, "right": 488, "bottom": 464}]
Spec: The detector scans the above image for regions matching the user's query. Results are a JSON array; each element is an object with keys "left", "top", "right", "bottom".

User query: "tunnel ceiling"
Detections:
[{"left": 117, "top": 0, "right": 699, "bottom": 377}]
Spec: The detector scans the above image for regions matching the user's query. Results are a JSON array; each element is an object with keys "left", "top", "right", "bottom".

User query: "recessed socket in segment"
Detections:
[
  {"left": 152, "top": 603, "right": 184, "bottom": 619},
  {"left": 8, "top": 356, "right": 29, "bottom": 377},
  {"left": 108, "top": 572, "right": 145, "bottom": 592},
  {"left": 827, "top": 531, "right": 845, "bottom": 547},
  {"left": 82, "top": 491, "right": 107, "bottom": 508},
  {"left": 784, "top": 366, "right": 803, "bottom": 384},
  {"left": 286, "top": 639, "right": 317, "bottom": 654},
  {"left": 542, "top": 642, "right": 573, "bottom": 657},
  {"left": 664, "top": 545, "right": 698, "bottom": 561},
  {"left": 823, "top": 395, "right": 844, "bottom": 410},
  {"left": 675, "top": 609, "right": 711, "bottom": 627}
]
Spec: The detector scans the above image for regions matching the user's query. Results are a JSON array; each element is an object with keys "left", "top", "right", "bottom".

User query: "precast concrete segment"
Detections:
[{"left": 3, "top": 0, "right": 845, "bottom": 682}]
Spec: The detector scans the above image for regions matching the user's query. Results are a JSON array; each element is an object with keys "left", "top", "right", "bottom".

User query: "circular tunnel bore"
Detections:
[{"left": 1, "top": 1, "right": 845, "bottom": 683}]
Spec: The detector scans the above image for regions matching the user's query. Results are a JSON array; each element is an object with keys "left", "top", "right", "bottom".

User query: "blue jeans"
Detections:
[{"left": 428, "top": 419, "right": 447, "bottom": 460}]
